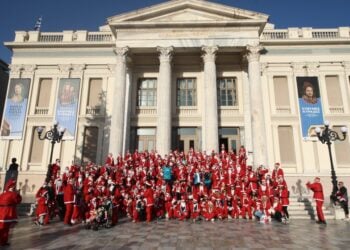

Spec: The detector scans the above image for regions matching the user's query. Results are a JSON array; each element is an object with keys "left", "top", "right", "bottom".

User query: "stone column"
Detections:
[
  {"left": 246, "top": 45, "right": 267, "bottom": 167},
  {"left": 156, "top": 46, "right": 174, "bottom": 156},
  {"left": 202, "top": 46, "right": 219, "bottom": 153},
  {"left": 122, "top": 67, "right": 133, "bottom": 156},
  {"left": 109, "top": 47, "right": 129, "bottom": 156},
  {"left": 242, "top": 64, "right": 253, "bottom": 166}
]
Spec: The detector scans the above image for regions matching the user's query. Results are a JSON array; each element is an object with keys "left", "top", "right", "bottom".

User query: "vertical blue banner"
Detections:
[
  {"left": 1, "top": 79, "right": 31, "bottom": 139},
  {"left": 55, "top": 78, "right": 80, "bottom": 139},
  {"left": 297, "top": 77, "right": 324, "bottom": 138}
]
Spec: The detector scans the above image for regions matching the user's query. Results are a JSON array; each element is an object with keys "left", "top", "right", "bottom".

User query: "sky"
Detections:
[{"left": 1, "top": 0, "right": 349, "bottom": 64}]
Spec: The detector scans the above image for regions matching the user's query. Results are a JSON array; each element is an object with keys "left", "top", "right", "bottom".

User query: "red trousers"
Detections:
[
  {"left": 64, "top": 203, "right": 73, "bottom": 224},
  {"left": 0, "top": 224, "right": 10, "bottom": 245},
  {"left": 316, "top": 200, "right": 325, "bottom": 222}
]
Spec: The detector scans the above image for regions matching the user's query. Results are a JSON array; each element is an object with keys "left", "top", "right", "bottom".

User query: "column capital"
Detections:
[
  {"left": 9, "top": 64, "right": 25, "bottom": 74},
  {"left": 58, "top": 64, "right": 74, "bottom": 74},
  {"left": 305, "top": 62, "right": 319, "bottom": 75},
  {"left": 72, "top": 64, "right": 86, "bottom": 73},
  {"left": 342, "top": 61, "right": 350, "bottom": 71},
  {"left": 23, "top": 64, "right": 37, "bottom": 74},
  {"left": 202, "top": 45, "right": 218, "bottom": 63},
  {"left": 246, "top": 45, "right": 264, "bottom": 63},
  {"left": 114, "top": 46, "right": 129, "bottom": 64},
  {"left": 157, "top": 46, "right": 174, "bottom": 63}
]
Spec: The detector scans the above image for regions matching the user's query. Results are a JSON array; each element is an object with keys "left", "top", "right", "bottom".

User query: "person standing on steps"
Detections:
[
  {"left": 306, "top": 177, "right": 326, "bottom": 224},
  {"left": 336, "top": 181, "right": 349, "bottom": 221}
]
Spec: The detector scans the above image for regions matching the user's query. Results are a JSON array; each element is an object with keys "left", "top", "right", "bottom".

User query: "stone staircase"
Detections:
[
  {"left": 288, "top": 196, "right": 335, "bottom": 220},
  {"left": 17, "top": 195, "right": 35, "bottom": 217}
]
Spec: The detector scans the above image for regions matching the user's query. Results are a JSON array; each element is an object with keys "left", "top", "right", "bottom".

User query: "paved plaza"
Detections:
[{"left": 4, "top": 217, "right": 350, "bottom": 250}]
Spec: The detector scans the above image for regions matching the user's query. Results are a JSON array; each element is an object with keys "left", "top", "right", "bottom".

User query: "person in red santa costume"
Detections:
[
  {"left": 0, "top": 179, "right": 22, "bottom": 246},
  {"left": 50, "top": 158, "right": 60, "bottom": 179},
  {"left": 277, "top": 175, "right": 290, "bottom": 223},
  {"left": 189, "top": 196, "right": 201, "bottom": 222},
  {"left": 144, "top": 181, "right": 154, "bottom": 222},
  {"left": 176, "top": 195, "right": 189, "bottom": 221},
  {"left": 203, "top": 196, "right": 216, "bottom": 222},
  {"left": 306, "top": 177, "right": 326, "bottom": 224},
  {"left": 271, "top": 162, "right": 284, "bottom": 185},
  {"left": 63, "top": 178, "right": 75, "bottom": 225},
  {"left": 105, "top": 153, "right": 115, "bottom": 167},
  {"left": 241, "top": 192, "right": 253, "bottom": 219},
  {"left": 34, "top": 188, "right": 49, "bottom": 226}
]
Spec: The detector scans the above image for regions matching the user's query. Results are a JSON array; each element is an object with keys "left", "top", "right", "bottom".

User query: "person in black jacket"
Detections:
[
  {"left": 336, "top": 181, "right": 349, "bottom": 221},
  {"left": 4, "top": 158, "right": 19, "bottom": 190}
]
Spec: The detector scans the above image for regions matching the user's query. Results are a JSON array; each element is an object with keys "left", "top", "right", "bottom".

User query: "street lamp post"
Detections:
[
  {"left": 315, "top": 121, "right": 348, "bottom": 204},
  {"left": 36, "top": 121, "right": 65, "bottom": 182}
]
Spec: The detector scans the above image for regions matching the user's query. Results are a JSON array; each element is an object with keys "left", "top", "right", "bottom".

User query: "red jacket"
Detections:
[
  {"left": 64, "top": 183, "right": 75, "bottom": 204},
  {"left": 144, "top": 188, "right": 154, "bottom": 206},
  {"left": 306, "top": 182, "right": 324, "bottom": 201},
  {"left": 0, "top": 191, "right": 22, "bottom": 228}
]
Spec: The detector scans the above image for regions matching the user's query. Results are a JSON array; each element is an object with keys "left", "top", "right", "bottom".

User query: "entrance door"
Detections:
[
  {"left": 219, "top": 127, "right": 240, "bottom": 154},
  {"left": 177, "top": 135, "right": 195, "bottom": 152},
  {"left": 219, "top": 138, "right": 228, "bottom": 152},
  {"left": 174, "top": 127, "right": 199, "bottom": 152},
  {"left": 137, "top": 135, "right": 156, "bottom": 152}
]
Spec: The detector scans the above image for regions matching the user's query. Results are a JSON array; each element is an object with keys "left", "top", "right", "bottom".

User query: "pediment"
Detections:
[
  {"left": 147, "top": 8, "right": 234, "bottom": 22},
  {"left": 107, "top": 0, "right": 268, "bottom": 25}
]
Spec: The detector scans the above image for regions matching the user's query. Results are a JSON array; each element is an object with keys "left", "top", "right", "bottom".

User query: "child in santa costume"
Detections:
[
  {"left": 176, "top": 196, "right": 189, "bottom": 221},
  {"left": 241, "top": 193, "right": 253, "bottom": 219},
  {"left": 35, "top": 189, "right": 49, "bottom": 226}
]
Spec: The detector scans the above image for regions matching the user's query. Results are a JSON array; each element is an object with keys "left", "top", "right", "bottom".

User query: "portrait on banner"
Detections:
[
  {"left": 0, "top": 78, "right": 30, "bottom": 139},
  {"left": 55, "top": 78, "right": 80, "bottom": 140},
  {"left": 296, "top": 76, "right": 324, "bottom": 138}
]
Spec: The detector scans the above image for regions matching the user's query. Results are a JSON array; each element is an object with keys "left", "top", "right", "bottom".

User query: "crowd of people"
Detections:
[
  {"left": 32, "top": 146, "right": 292, "bottom": 228},
  {"left": 0, "top": 146, "right": 349, "bottom": 246}
]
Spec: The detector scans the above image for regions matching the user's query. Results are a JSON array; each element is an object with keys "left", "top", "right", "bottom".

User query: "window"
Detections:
[
  {"left": 87, "top": 78, "right": 102, "bottom": 107},
  {"left": 82, "top": 127, "right": 98, "bottom": 163},
  {"left": 36, "top": 78, "right": 52, "bottom": 107},
  {"left": 177, "top": 78, "right": 196, "bottom": 106},
  {"left": 333, "top": 126, "right": 350, "bottom": 165},
  {"left": 137, "top": 78, "right": 157, "bottom": 107},
  {"left": 278, "top": 126, "right": 296, "bottom": 164},
  {"left": 325, "top": 76, "right": 343, "bottom": 107},
  {"left": 29, "top": 127, "right": 45, "bottom": 163},
  {"left": 273, "top": 76, "right": 290, "bottom": 107},
  {"left": 217, "top": 78, "right": 237, "bottom": 106},
  {"left": 136, "top": 128, "right": 156, "bottom": 152}
]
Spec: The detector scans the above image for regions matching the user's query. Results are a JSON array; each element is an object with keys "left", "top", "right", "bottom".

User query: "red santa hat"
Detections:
[{"left": 145, "top": 181, "right": 152, "bottom": 187}]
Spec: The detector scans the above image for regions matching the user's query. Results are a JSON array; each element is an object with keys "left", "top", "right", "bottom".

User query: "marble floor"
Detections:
[{"left": 4, "top": 217, "right": 350, "bottom": 250}]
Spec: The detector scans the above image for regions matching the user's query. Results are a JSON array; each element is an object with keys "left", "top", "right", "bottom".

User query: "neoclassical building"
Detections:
[{"left": 1, "top": 0, "right": 350, "bottom": 198}]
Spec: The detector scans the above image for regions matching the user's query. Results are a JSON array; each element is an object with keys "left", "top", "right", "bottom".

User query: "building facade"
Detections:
[{"left": 1, "top": 0, "right": 350, "bottom": 199}]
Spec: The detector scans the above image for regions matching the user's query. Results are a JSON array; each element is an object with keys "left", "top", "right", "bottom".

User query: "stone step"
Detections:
[
  {"left": 288, "top": 205, "right": 327, "bottom": 210},
  {"left": 17, "top": 203, "right": 32, "bottom": 216},
  {"left": 289, "top": 210, "right": 333, "bottom": 216},
  {"left": 291, "top": 215, "right": 335, "bottom": 220}
]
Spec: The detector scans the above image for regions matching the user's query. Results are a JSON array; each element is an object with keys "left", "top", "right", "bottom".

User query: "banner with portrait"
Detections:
[
  {"left": 0, "top": 78, "right": 31, "bottom": 139},
  {"left": 55, "top": 78, "right": 80, "bottom": 140},
  {"left": 297, "top": 76, "right": 324, "bottom": 138}
]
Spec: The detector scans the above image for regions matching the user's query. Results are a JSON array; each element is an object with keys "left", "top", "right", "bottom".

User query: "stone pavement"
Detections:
[{"left": 4, "top": 217, "right": 350, "bottom": 250}]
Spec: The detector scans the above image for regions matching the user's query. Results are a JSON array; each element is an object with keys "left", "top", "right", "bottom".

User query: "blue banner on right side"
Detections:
[{"left": 297, "top": 76, "right": 324, "bottom": 138}]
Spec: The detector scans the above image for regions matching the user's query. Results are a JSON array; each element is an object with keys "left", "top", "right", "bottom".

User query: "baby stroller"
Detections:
[{"left": 86, "top": 199, "right": 113, "bottom": 231}]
